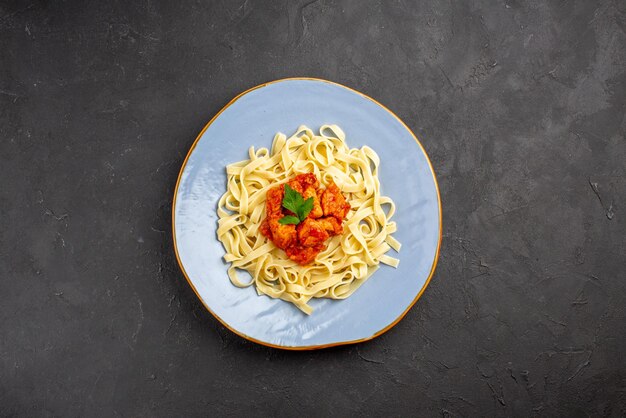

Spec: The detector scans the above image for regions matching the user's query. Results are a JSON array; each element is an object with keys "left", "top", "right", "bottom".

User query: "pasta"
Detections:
[{"left": 216, "top": 125, "right": 400, "bottom": 314}]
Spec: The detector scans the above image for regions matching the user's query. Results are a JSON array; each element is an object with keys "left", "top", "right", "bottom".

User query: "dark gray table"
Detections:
[{"left": 2, "top": 1, "right": 625, "bottom": 416}]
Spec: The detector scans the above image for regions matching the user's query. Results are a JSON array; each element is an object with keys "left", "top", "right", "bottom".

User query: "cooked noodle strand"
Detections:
[{"left": 217, "top": 125, "right": 400, "bottom": 314}]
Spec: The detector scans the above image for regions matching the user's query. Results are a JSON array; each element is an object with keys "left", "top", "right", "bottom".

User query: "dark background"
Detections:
[{"left": 1, "top": 0, "right": 625, "bottom": 416}]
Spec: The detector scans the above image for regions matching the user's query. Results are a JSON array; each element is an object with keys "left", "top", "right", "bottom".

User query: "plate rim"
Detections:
[{"left": 172, "top": 77, "right": 442, "bottom": 350}]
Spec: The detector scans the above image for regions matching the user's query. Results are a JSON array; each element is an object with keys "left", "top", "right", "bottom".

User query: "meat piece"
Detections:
[
  {"left": 317, "top": 216, "right": 343, "bottom": 235},
  {"left": 303, "top": 185, "right": 323, "bottom": 218},
  {"left": 270, "top": 222, "right": 296, "bottom": 250},
  {"left": 259, "top": 219, "right": 271, "bottom": 239},
  {"left": 297, "top": 218, "right": 330, "bottom": 247},
  {"left": 264, "top": 186, "right": 284, "bottom": 221},
  {"left": 321, "top": 180, "right": 351, "bottom": 220},
  {"left": 286, "top": 243, "right": 325, "bottom": 265},
  {"left": 296, "top": 217, "right": 343, "bottom": 248},
  {"left": 288, "top": 173, "right": 319, "bottom": 191},
  {"left": 264, "top": 185, "right": 296, "bottom": 249}
]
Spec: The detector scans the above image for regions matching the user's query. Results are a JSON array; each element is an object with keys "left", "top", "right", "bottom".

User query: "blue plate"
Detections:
[{"left": 173, "top": 78, "right": 441, "bottom": 349}]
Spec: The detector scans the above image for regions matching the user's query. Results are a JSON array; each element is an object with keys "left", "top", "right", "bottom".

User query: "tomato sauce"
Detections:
[{"left": 260, "top": 173, "right": 350, "bottom": 265}]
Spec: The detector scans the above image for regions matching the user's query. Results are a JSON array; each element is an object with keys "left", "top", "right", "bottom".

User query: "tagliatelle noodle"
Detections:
[{"left": 217, "top": 125, "right": 400, "bottom": 314}]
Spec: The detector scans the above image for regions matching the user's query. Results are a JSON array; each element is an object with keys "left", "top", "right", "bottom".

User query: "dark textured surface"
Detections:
[{"left": 1, "top": 0, "right": 625, "bottom": 416}]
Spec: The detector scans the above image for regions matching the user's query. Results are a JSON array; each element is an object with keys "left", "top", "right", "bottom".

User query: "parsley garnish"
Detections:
[
  {"left": 278, "top": 215, "right": 300, "bottom": 225},
  {"left": 278, "top": 184, "right": 314, "bottom": 225}
]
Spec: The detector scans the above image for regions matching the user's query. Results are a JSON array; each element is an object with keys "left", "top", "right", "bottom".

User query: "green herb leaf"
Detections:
[
  {"left": 278, "top": 215, "right": 300, "bottom": 225},
  {"left": 297, "top": 197, "right": 314, "bottom": 221},
  {"left": 281, "top": 183, "right": 315, "bottom": 224},
  {"left": 282, "top": 184, "right": 302, "bottom": 215}
]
